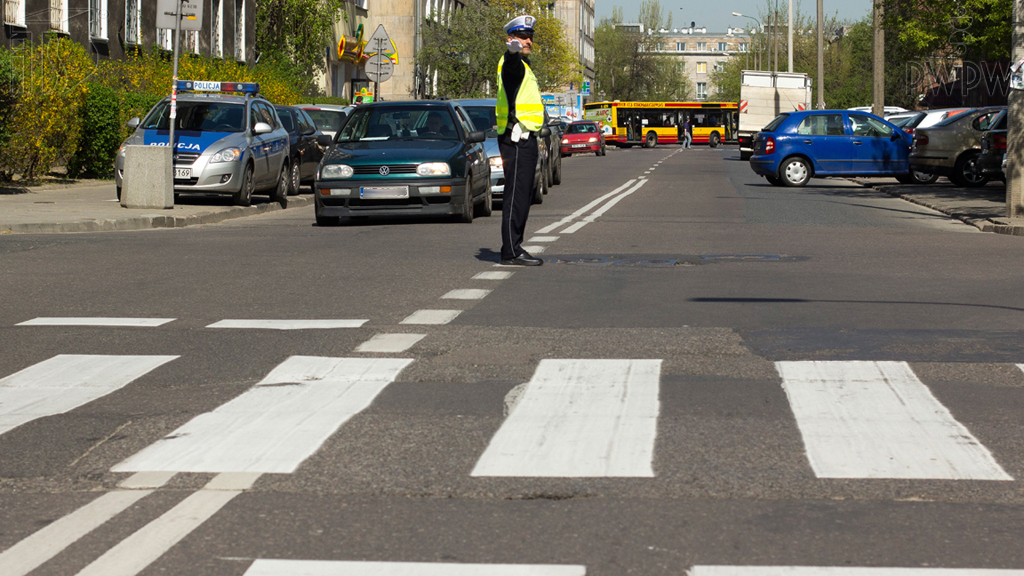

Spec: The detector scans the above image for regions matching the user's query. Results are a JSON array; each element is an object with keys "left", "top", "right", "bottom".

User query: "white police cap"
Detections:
[{"left": 504, "top": 15, "right": 536, "bottom": 34}]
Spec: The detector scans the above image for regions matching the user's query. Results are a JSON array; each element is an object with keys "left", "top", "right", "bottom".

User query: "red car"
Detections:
[{"left": 560, "top": 121, "right": 606, "bottom": 157}]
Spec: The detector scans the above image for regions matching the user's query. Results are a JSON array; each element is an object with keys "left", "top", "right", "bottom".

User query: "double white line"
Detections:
[{"left": 535, "top": 178, "right": 648, "bottom": 235}]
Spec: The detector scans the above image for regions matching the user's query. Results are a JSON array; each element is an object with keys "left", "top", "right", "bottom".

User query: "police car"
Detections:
[{"left": 115, "top": 81, "right": 290, "bottom": 206}]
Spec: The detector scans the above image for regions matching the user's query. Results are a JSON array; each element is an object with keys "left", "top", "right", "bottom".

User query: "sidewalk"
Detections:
[
  {"left": 0, "top": 180, "right": 312, "bottom": 234},
  {"left": 852, "top": 177, "right": 1024, "bottom": 236}
]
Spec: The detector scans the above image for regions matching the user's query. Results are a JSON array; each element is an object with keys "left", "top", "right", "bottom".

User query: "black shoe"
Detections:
[{"left": 500, "top": 252, "right": 543, "bottom": 266}]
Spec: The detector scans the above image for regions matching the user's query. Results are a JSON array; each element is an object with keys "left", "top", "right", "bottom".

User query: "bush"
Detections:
[
  {"left": 67, "top": 83, "right": 121, "bottom": 178},
  {"left": 0, "top": 48, "right": 20, "bottom": 162}
]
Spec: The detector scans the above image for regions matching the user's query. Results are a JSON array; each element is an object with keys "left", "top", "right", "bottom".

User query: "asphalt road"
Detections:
[{"left": 2, "top": 145, "right": 1024, "bottom": 576}]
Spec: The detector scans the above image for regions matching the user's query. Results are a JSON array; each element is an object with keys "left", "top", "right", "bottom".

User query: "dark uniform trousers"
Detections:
[{"left": 498, "top": 129, "right": 538, "bottom": 260}]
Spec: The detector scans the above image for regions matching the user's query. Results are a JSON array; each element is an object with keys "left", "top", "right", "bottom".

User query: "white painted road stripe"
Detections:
[
  {"left": 75, "top": 487, "right": 240, "bottom": 576},
  {"left": 243, "top": 559, "right": 587, "bottom": 576},
  {"left": 0, "top": 490, "right": 151, "bottom": 576},
  {"left": 112, "top": 357, "right": 412, "bottom": 474},
  {"left": 474, "top": 271, "right": 514, "bottom": 280},
  {"left": 355, "top": 333, "right": 425, "bottom": 353},
  {"left": 118, "top": 471, "right": 175, "bottom": 489},
  {"left": 777, "top": 361, "right": 1012, "bottom": 480},
  {"left": 689, "top": 567, "right": 1024, "bottom": 575},
  {"left": 206, "top": 319, "right": 367, "bottom": 330},
  {"left": 527, "top": 236, "right": 559, "bottom": 242},
  {"left": 401, "top": 309, "right": 462, "bottom": 325},
  {"left": 0, "top": 355, "right": 179, "bottom": 436},
  {"left": 473, "top": 359, "right": 662, "bottom": 477},
  {"left": 535, "top": 180, "right": 637, "bottom": 234},
  {"left": 561, "top": 180, "right": 648, "bottom": 234},
  {"left": 442, "top": 289, "right": 492, "bottom": 300},
  {"left": 17, "top": 317, "right": 175, "bottom": 327},
  {"left": 522, "top": 245, "right": 546, "bottom": 253}
]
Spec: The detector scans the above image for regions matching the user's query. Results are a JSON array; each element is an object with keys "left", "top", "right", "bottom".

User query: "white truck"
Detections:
[{"left": 737, "top": 70, "right": 813, "bottom": 160}]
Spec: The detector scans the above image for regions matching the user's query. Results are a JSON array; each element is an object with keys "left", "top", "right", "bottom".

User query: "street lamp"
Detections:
[{"left": 732, "top": 12, "right": 761, "bottom": 71}]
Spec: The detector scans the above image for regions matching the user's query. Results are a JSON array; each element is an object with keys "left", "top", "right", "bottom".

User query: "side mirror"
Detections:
[
  {"left": 890, "top": 131, "right": 901, "bottom": 141},
  {"left": 302, "top": 127, "right": 317, "bottom": 136},
  {"left": 316, "top": 134, "right": 334, "bottom": 147},
  {"left": 126, "top": 117, "right": 140, "bottom": 129},
  {"left": 539, "top": 126, "right": 552, "bottom": 137},
  {"left": 466, "top": 130, "right": 486, "bottom": 144},
  {"left": 254, "top": 122, "right": 273, "bottom": 135},
  {"left": 548, "top": 117, "right": 562, "bottom": 126}
]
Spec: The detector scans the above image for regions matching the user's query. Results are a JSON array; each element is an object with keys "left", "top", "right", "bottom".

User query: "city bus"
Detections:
[{"left": 583, "top": 101, "right": 739, "bottom": 148}]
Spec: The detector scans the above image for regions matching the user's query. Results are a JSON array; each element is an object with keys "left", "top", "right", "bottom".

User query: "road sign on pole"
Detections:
[
  {"left": 365, "top": 25, "right": 394, "bottom": 99},
  {"left": 156, "top": 0, "right": 202, "bottom": 31},
  {"left": 365, "top": 54, "right": 394, "bottom": 83}
]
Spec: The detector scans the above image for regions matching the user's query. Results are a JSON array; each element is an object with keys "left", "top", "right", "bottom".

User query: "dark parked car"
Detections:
[
  {"left": 978, "top": 109, "right": 1007, "bottom": 182},
  {"left": 910, "top": 106, "right": 1005, "bottom": 187},
  {"left": 749, "top": 110, "right": 919, "bottom": 187},
  {"left": 539, "top": 110, "right": 563, "bottom": 188},
  {"left": 313, "top": 101, "right": 491, "bottom": 225},
  {"left": 275, "top": 105, "right": 325, "bottom": 195}
]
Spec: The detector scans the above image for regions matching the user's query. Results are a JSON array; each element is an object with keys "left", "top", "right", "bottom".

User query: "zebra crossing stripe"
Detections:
[
  {"left": 206, "top": 319, "right": 367, "bottom": 330},
  {"left": 16, "top": 318, "right": 176, "bottom": 327},
  {"left": 689, "top": 567, "right": 1024, "bottom": 575},
  {"left": 112, "top": 357, "right": 412, "bottom": 474},
  {"left": 472, "top": 359, "right": 662, "bottom": 477},
  {"left": 0, "top": 355, "right": 179, "bottom": 437},
  {"left": 776, "top": 361, "right": 1012, "bottom": 480},
  {"left": 243, "top": 559, "right": 587, "bottom": 575}
]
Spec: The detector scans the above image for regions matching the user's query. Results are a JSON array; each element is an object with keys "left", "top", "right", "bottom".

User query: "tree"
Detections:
[
  {"left": 414, "top": 0, "right": 581, "bottom": 99},
  {"left": 255, "top": 0, "right": 346, "bottom": 95},
  {"left": 593, "top": 2, "right": 692, "bottom": 101}
]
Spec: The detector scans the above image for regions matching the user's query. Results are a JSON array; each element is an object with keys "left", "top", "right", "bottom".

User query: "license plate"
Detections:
[
  {"left": 174, "top": 168, "right": 192, "bottom": 179},
  {"left": 572, "top": 144, "right": 587, "bottom": 148},
  {"left": 360, "top": 186, "right": 409, "bottom": 199}
]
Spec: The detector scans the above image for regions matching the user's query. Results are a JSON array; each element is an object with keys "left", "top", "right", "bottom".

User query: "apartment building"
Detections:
[
  {"left": 655, "top": 26, "right": 750, "bottom": 100},
  {"left": 555, "top": 0, "right": 595, "bottom": 90},
  {"left": 3, "top": 0, "right": 255, "bottom": 64}
]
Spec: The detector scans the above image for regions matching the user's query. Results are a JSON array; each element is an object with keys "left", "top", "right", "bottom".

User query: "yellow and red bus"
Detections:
[{"left": 583, "top": 101, "right": 739, "bottom": 148}]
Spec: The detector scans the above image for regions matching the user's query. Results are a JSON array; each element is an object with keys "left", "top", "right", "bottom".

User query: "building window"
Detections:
[
  {"left": 49, "top": 0, "right": 68, "bottom": 33},
  {"left": 354, "top": 0, "right": 367, "bottom": 8},
  {"left": 211, "top": 0, "right": 223, "bottom": 58},
  {"left": 234, "top": 0, "right": 245, "bottom": 61},
  {"left": 697, "top": 41, "right": 706, "bottom": 51},
  {"left": 89, "top": 0, "right": 107, "bottom": 39},
  {"left": 185, "top": 29, "right": 199, "bottom": 53},
  {"left": 4, "top": 0, "right": 27, "bottom": 27},
  {"left": 739, "top": 42, "right": 748, "bottom": 52},
  {"left": 157, "top": 28, "right": 173, "bottom": 51},
  {"left": 676, "top": 42, "right": 685, "bottom": 51},
  {"left": 125, "top": 0, "right": 141, "bottom": 44},
  {"left": 697, "top": 82, "right": 707, "bottom": 99},
  {"left": 718, "top": 41, "right": 727, "bottom": 51},
  {"left": 680, "top": 61, "right": 686, "bottom": 72},
  {"left": 715, "top": 62, "right": 725, "bottom": 72},
  {"left": 697, "top": 62, "right": 707, "bottom": 74}
]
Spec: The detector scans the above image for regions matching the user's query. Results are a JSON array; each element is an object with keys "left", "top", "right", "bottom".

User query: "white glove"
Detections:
[
  {"left": 506, "top": 39, "right": 523, "bottom": 53},
  {"left": 511, "top": 122, "right": 523, "bottom": 142}
]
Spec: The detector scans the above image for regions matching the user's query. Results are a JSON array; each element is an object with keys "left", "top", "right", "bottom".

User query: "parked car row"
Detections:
[{"left": 748, "top": 106, "right": 1008, "bottom": 188}]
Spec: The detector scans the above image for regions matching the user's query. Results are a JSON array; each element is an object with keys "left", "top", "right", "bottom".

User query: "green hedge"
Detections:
[
  {"left": 67, "top": 83, "right": 119, "bottom": 178},
  {"left": 0, "top": 48, "right": 18, "bottom": 152}
]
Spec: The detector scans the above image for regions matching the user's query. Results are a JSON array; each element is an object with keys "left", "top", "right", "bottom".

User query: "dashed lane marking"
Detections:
[
  {"left": 206, "top": 319, "right": 367, "bottom": 330},
  {"left": 473, "top": 271, "right": 514, "bottom": 280},
  {"left": 400, "top": 309, "right": 463, "bottom": 325},
  {"left": 16, "top": 317, "right": 175, "bottom": 327},
  {"left": 441, "top": 289, "right": 492, "bottom": 300}
]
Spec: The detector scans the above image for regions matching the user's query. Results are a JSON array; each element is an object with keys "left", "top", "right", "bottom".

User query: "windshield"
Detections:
[
  {"left": 567, "top": 123, "right": 598, "bottom": 134},
  {"left": 463, "top": 106, "right": 498, "bottom": 137},
  {"left": 305, "top": 110, "right": 348, "bottom": 133},
  {"left": 337, "top": 106, "right": 460, "bottom": 142},
  {"left": 762, "top": 114, "right": 789, "bottom": 132},
  {"left": 142, "top": 101, "right": 246, "bottom": 132}
]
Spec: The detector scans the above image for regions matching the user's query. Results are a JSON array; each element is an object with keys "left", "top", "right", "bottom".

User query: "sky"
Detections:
[{"left": 596, "top": 0, "right": 875, "bottom": 32}]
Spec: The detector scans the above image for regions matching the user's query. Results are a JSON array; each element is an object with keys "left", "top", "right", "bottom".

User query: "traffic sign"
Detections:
[
  {"left": 365, "top": 54, "right": 394, "bottom": 83},
  {"left": 581, "top": 81, "right": 591, "bottom": 96},
  {"left": 367, "top": 24, "right": 392, "bottom": 52},
  {"left": 156, "top": 0, "right": 203, "bottom": 31}
]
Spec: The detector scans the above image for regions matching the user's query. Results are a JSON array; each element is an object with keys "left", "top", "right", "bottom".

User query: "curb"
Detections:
[
  {"left": 1, "top": 196, "right": 312, "bottom": 234},
  {"left": 854, "top": 180, "right": 1024, "bottom": 236}
]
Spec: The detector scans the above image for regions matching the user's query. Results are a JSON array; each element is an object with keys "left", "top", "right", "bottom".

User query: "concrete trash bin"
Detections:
[{"left": 121, "top": 145, "right": 174, "bottom": 209}]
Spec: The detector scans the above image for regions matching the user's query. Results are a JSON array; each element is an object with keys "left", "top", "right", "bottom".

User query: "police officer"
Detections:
[{"left": 496, "top": 15, "right": 544, "bottom": 266}]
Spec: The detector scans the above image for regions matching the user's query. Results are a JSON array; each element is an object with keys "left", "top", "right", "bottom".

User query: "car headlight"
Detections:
[
  {"left": 210, "top": 147, "right": 243, "bottom": 163},
  {"left": 417, "top": 162, "right": 450, "bottom": 176},
  {"left": 561, "top": 138, "right": 569, "bottom": 144},
  {"left": 118, "top": 144, "right": 127, "bottom": 158},
  {"left": 588, "top": 137, "right": 598, "bottom": 143},
  {"left": 488, "top": 156, "right": 503, "bottom": 168},
  {"left": 321, "top": 164, "right": 354, "bottom": 179}
]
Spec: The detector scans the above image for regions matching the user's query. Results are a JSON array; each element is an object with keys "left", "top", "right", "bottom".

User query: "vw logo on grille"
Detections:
[{"left": 379, "top": 166, "right": 390, "bottom": 176}]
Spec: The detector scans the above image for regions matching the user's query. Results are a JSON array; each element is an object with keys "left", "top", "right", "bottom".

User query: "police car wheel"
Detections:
[
  {"left": 233, "top": 164, "right": 254, "bottom": 206},
  {"left": 288, "top": 161, "right": 301, "bottom": 196}
]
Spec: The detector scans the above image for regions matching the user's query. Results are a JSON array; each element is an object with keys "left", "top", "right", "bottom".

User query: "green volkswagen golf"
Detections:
[{"left": 314, "top": 101, "right": 492, "bottom": 225}]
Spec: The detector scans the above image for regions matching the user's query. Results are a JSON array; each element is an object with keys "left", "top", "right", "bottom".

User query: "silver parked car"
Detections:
[
  {"left": 909, "top": 106, "right": 1005, "bottom": 187},
  {"left": 116, "top": 83, "right": 290, "bottom": 206},
  {"left": 298, "top": 104, "right": 354, "bottom": 140}
]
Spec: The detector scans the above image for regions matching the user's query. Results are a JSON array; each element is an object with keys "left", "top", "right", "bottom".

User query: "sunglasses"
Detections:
[{"left": 512, "top": 31, "right": 534, "bottom": 40}]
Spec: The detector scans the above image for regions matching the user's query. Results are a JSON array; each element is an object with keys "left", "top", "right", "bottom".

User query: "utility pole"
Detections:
[
  {"left": 788, "top": 0, "right": 793, "bottom": 73},
  {"left": 817, "top": 0, "right": 824, "bottom": 108},
  {"left": 1007, "top": 0, "right": 1024, "bottom": 217},
  {"left": 872, "top": 0, "right": 884, "bottom": 116}
]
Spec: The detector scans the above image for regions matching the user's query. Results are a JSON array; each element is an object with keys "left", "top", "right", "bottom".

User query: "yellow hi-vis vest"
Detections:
[{"left": 496, "top": 55, "right": 544, "bottom": 134}]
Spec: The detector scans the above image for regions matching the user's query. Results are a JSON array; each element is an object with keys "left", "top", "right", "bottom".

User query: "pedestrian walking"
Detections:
[
  {"left": 682, "top": 116, "right": 693, "bottom": 149},
  {"left": 496, "top": 15, "right": 544, "bottom": 266}
]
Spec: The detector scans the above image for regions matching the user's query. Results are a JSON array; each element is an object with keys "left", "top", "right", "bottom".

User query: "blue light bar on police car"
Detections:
[{"left": 175, "top": 80, "right": 259, "bottom": 94}]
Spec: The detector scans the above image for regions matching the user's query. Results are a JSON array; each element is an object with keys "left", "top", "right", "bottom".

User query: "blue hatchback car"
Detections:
[{"left": 748, "top": 110, "right": 922, "bottom": 187}]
